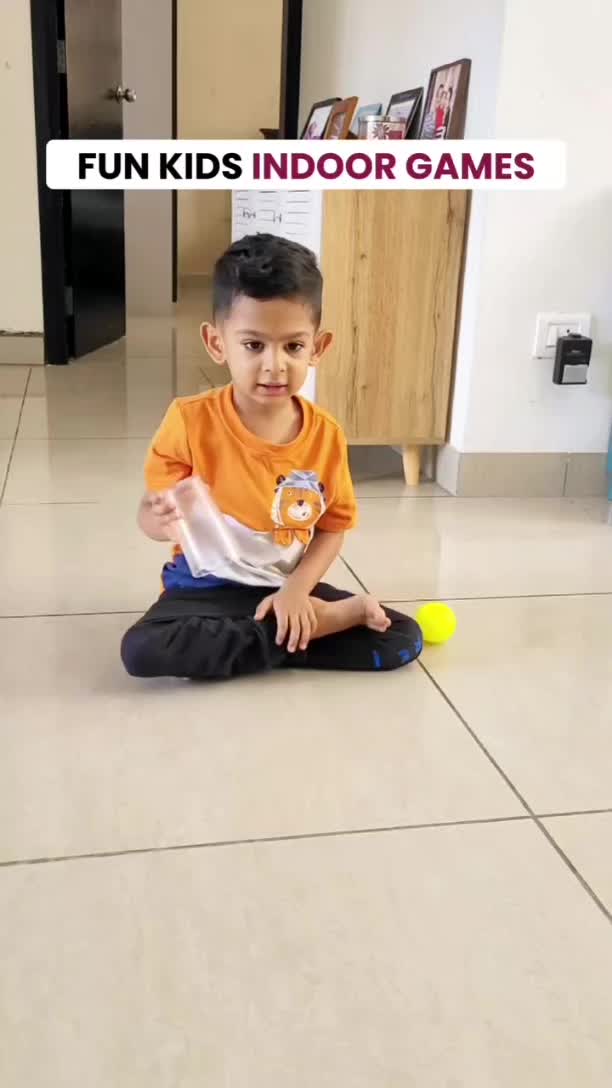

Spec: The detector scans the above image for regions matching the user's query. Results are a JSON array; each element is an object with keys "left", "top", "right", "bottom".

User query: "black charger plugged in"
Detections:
[{"left": 553, "top": 332, "right": 592, "bottom": 385}]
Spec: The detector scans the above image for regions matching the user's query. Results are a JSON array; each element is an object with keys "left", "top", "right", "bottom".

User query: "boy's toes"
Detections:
[{"left": 363, "top": 596, "right": 390, "bottom": 632}]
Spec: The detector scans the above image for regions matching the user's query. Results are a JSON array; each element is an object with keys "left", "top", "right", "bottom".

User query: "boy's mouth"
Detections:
[{"left": 257, "top": 383, "right": 289, "bottom": 397}]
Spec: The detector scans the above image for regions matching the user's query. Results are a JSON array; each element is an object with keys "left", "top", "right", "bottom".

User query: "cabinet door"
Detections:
[
  {"left": 231, "top": 191, "right": 257, "bottom": 241},
  {"left": 318, "top": 191, "right": 468, "bottom": 444}
]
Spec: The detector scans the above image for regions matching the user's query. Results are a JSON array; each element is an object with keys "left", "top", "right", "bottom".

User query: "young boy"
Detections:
[{"left": 121, "top": 234, "right": 422, "bottom": 680}]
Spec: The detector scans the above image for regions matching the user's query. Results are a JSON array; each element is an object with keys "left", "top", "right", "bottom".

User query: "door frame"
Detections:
[
  {"left": 279, "top": 0, "right": 303, "bottom": 140},
  {"left": 30, "top": 0, "right": 70, "bottom": 364},
  {"left": 170, "top": 0, "right": 303, "bottom": 297}
]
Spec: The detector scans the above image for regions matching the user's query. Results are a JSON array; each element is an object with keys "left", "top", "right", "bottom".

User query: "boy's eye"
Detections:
[
  {"left": 243, "top": 340, "right": 264, "bottom": 352},
  {"left": 287, "top": 342, "right": 306, "bottom": 354}
]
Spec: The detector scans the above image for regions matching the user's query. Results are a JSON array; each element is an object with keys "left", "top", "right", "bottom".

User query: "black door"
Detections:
[
  {"left": 31, "top": 0, "right": 128, "bottom": 362},
  {"left": 64, "top": 0, "right": 126, "bottom": 357}
]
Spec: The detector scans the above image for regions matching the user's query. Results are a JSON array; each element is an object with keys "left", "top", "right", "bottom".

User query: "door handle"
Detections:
[{"left": 112, "top": 84, "right": 136, "bottom": 103}]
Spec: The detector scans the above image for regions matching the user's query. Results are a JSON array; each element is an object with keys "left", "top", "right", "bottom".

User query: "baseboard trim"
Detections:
[
  {"left": 435, "top": 448, "right": 607, "bottom": 498},
  {"left": 0, "top": 333, "right": 44, "bottom": 366}
]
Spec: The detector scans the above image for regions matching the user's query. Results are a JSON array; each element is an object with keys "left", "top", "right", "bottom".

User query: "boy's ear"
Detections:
[
  {"left": 310, "top": 329, "right": 333, "bottom": 368},
  {"left": 201, "top": 322, "right": 226, "bottom": 366}
]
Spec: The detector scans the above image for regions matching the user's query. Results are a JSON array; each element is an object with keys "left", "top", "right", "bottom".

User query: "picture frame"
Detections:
[
  {"left": 385, "top": 87, "right": 423, "bottom": 139},
  {"left": 420, "top": 58, "right": 471, "bottom": 139},
  {"left": 300, "top": 97, "right": 340, "bottom": 140},
  {"left": 351, "top": 102, "right": 383, "bottom": 137},
  {"left": 324, "top": 96, "right": 359, "bottom": 140}
]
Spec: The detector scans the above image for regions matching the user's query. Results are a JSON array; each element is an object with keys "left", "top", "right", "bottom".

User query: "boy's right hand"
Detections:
[{"left": 141, "top": 490, "right": 182, "bottom": 543}]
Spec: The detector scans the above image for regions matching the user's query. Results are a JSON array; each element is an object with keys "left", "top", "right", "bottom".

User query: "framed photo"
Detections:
[
  {"left": 324, "top": 96, "right": 359, "bottom": 139},
  {"left": 351, "top": 102, "right": 383, "bottom": 137},
  {"left": 420, "top": 58, "right": 471, "bottom": 139},
  {"left": 385, "top": 87, "right": 423, "bottom": 138},
  {"left": 300, "top": 98, "right": 340, "bottom": 140}
]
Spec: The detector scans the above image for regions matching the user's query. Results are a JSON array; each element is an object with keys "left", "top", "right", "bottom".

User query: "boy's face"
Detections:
[{"left": 201, "top": 295, "right": 332, "bottom": 407}]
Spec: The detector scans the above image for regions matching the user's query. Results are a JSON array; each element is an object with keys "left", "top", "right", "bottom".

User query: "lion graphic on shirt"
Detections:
[{"left": 271, "top": 470, "right": 326, "bottom": 547}]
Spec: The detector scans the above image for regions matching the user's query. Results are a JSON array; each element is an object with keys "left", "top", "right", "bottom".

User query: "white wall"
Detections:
[
  {"left": 0, "top": 3, "right": 43, "bottom": 333},
  {"left": 457, "top": 0, "right": 612, "bottom": 453},
  {"left": 122, "top": 0, "right": 173, "bottom": 316},
  {"left": 300, "top": 0, "right": 504, "bottom": 139},
  {"left": 300, "top": 0, "right": 612, "bottom": 455},
  {"left": 179, "top": 0, "right": 283, "bottom": 277}
]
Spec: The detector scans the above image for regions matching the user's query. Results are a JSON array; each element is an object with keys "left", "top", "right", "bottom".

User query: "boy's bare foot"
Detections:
[
  {"left": 362, "top": 594, "right": 392, "bottom": 633},
  {"left": 310, "top": 593, "right": 391, "bottom": 640}
]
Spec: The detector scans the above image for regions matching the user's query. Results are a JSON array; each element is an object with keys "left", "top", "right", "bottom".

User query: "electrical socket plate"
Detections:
[{"left": 533, "top": 312, "right": 592, "bottom": 359}]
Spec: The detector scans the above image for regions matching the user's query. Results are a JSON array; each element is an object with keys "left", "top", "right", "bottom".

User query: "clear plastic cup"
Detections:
[{"left": 172, "top": 476, "right": 240, "bottom": 577}]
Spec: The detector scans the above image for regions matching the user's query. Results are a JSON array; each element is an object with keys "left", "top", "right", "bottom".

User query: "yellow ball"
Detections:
[{"left": 416, "top": 603, "right": 457, "bottom": 645}]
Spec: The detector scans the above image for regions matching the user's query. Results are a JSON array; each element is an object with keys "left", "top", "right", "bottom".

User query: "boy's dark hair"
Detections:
[{"left": 213, "top": 233, "right": 322, "bottom": 325}]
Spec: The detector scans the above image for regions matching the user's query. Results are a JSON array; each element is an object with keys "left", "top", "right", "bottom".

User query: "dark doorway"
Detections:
[
  {"left": 31, "top": 0, "right": 128, "bottom": 363},
  {"left": 32, "top": 0, "right": 303, "bottom": 363}
]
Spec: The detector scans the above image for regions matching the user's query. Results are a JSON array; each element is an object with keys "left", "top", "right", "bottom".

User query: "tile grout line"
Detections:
[
  {"left": 0, "top": 814, "right": 533, "bottom": 871},
  {"left": 2, "top": 808, "right": 611, "bottom": 872},
  {"left": 3, "top": 589, "right": 612, "bottom": 622},
  {"left": 0, "top": 610, "right": 140, "bottom": 619},
  {"left": 538, "top": 807, "right": 612, "bottom": 820},
  {"left": 340, "top": 555, "right": 369, "bottom": 593},
  {"left": 0, "top": 368, "right": 32, "bottom": 505},
  {"left": 382, "top": 591, "right": 612, "bottom": 604},
  {"left": 417, "top": 659, "right": 612, "bottom": 926}
]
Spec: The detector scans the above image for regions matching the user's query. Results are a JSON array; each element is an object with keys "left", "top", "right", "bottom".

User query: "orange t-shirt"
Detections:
[{"left": 145, "top": 385, "right": 358, "bottom": 589}]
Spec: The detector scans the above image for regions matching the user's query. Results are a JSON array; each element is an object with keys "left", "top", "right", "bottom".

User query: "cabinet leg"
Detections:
[{"left": 402, "top": 446, "right": 421, "bottom": 487}]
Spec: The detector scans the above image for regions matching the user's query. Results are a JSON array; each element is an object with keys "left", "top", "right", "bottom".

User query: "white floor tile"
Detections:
[
  {"left": 0, "top": 503, "right": 164, "bottom": 615},
  {"left": 0, "top": 613, "right": 519, "bottom": 861},
  {"left": 415, "top": 594, "right": 612, "bottom": 813},
  {"left": 20, "top": 357, "right": 210, "bottom": 439},
  {"left": 1, "top": 823, "right": 611, "bottom": 1087},
  {"left": 343, "top": 497, "right": 612, "bottom": 599},
  {"left": 0, "top": 365, "right": 30, "bottom": 396},
  {"left": 4, "top": 438, "right": 150, "bottom": 504}
]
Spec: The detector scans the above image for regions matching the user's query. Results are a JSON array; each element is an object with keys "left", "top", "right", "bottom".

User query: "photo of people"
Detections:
[
  {"left": 420, "top": 59, "right": 471, "bottom": 139},
  {"left": 303, "top": 105, "right": 336, "bottom": 140}
]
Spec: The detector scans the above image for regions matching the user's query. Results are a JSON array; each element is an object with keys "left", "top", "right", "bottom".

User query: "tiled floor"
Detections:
[{"left": 1, "top": 291, "right": 611, "bottom": 1086}]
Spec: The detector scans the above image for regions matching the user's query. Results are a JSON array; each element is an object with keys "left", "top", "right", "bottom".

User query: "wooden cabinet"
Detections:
[{"left": 232, "top": 189, "right": 468, "bottom": 483}]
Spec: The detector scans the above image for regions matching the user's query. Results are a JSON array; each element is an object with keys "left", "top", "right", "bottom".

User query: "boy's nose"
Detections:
[{"left": 264, "top": 347, "right": 288, "bottom": 373}]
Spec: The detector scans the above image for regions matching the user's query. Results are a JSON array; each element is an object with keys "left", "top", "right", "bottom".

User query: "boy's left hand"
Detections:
[{"left": 255, "top": 587, "right": 318, "bottom": 652}]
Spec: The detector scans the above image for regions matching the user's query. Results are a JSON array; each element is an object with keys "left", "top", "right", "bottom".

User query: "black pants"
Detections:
[{"left": 121, "top": 583, "right": 423, "bottom": 681}]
